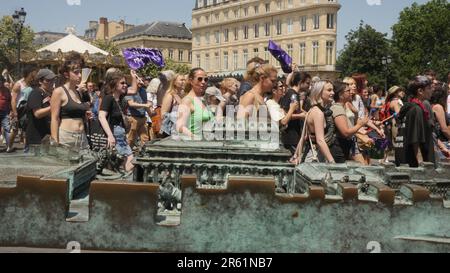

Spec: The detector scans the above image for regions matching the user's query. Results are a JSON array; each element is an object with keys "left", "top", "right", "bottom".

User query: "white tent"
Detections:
[{"left": 37, "top": 34, "right": 108, "bottom": 55}]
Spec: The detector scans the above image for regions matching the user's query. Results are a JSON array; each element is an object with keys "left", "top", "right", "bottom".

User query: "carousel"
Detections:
[{"left": 22, "top": 32, "right": 125, "bottom": 82}]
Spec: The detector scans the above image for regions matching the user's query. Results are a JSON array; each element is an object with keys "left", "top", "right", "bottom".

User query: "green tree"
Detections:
[
  {"left": 138, "top": 58, "right": 191, "bottom": 78},
  {"left": 337, "top": 21, "right": 393, "bottom": 87},
  {"left": 391, "top": 0, "right": 450, "bottom": 82},
  {"left": 92, "top": 39, "right": 120, "bottom": 56},
  {"left": 0, "top": 15, "right": 35, "bottom": 76}
]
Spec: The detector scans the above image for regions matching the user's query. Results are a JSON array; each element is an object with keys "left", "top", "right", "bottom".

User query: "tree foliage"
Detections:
[
  {"left": 0, "top": 15, "right": 35, "bottom": 74},
  {"left": 336, "top": 21, "right": 392, "bottom": 86},
  {"left": 92, "top": 39, "right": 120, "bottom": 56},
  {"left": 391, "top": 0, "right": 450, "bottom": 82},
  {"left": 137, "top": 58, "right": 191, "bottom": 78}
]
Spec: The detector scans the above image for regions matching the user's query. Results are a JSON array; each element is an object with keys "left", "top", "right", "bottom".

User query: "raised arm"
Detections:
[{"left": 50, "top": 88, "right": 63, "bottom": 143}]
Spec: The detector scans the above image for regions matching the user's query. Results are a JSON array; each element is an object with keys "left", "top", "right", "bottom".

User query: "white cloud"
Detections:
[
  {"left": 366, "top": 0, "right": 382, "bottom": 6},
  {"left": 66, "top": 0, "right": 81, "bottom": 6}
]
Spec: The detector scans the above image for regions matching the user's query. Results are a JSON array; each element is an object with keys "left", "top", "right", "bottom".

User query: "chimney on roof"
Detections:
[{"left": 99, "top": 17, "right": 109, "bottom": 40}]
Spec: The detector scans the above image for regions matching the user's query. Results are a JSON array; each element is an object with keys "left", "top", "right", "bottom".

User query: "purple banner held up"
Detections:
[
  {"left": 122, "top": 48, "right": 165, "bottom": 70},
  {"left": 268, "top": 40, "right": 293, "bottom": 73}
]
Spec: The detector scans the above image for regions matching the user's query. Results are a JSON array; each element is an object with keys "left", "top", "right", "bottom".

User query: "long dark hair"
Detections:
[
  {"left": 430, "top": 86, "right": 447, "bottom": 111},
  {"left": 104, "top": 71, "right": 125, "bottom": 96}
]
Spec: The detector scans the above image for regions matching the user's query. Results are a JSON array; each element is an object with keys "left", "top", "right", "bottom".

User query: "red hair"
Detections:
[{"left": 351, "top": 73, "right": 367, "bottom": 94}]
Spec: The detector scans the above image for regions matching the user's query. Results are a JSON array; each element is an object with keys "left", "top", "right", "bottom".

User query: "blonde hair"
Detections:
[
  {"left": 220, "top": 78, "right": 237, "bottom": 93},
  {"left": 166, "top": 73, "right": 184, "bottom": 97},
  {"left": 343, "top": 77, "right": 355, "bottom": 84},
  {"left": 309, "top": 80, "right": 332, "bottom": 106},
  {"left": 246, "top": 63, "right": 278, "bottom": 85}
]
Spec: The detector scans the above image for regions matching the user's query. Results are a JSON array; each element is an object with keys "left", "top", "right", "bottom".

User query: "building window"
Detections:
[
  {"left": 196, "top": 54, "right": 201, "bottom": 68},
  {"left": 234, "top": 9, "right": 239, "bottom": 18},
  {"left": 215, "top": 31, "right": 220, "bottom": 44},
  {"left": 276, "top": 20, "right": 282, "bottom": 35},
  {"left": 234, "top": 28, "right": 238, "bottom": 40},
  {"left": 254, "top": 5, "right": 259, "bottom": 15},
  {"left": 312, "top": 41, "right": 319, "bottom": 65},
  {"left": 254, "top": 24, "right": 259, "bottom": 38},
  {"left": 288, "top": 0, "right": 293, "bottom": 8},
  {"left": 189, "top": 51, "right": 192, "bottom": 63},
  {"left": 299, "top": 43, "right": 306, "bottom": 65},
  {"left": 264, "top": 47, "right": 269, "bottom": 63},
  {"left": 215, "top": 52, "right": 220, "bottom": 69},
  {"left": 178, "top": 50, "right": 184, "bottom": 62},
  {"left": 168, "top": 49, "right": 174, "bottom": 60},
  {"left": 224, "top": 29, "right": 229, "bottom": 42},
  {"left": 326, "top": 41, "right": 334, "bottom": 65},
  {"left": 277, "top": 0, "right": 282, "bottom": 10},
  {"left": 205, "top": 32, "right": 210, "bottom": 44},
  {"left": 254, "top": 48, "right": 259, "bottom": 57},
  {"left": 223, "top": 52, "right": 229, "bottom": 70},
  {"left": 244, "top": 7, "right": 248, "bottom": 17},
  {"left": 265, "top": 3, "right": 270, "bottom": 12},
  {"left": 287, "top": 19, "right": 293, "bottom": 34},
  {"left": 313, "top": 14, "right": 320, "bottom": 30},
  {"left": 287, "top": 44, "right": 293, "bottom": 58},
  {"left": 195, "top": 34, "right": 200, "bottom": 46},
  {"left": 265, "top": 22, "right": 271, "bottom": 36},
  {"left": 224, "top": 11, "right": 229, "bottom": 20},
  {"left": 243, "top": 49, "right": 249, "bottom": 67},
  {"left": 300, "top": 16, "right": 307, "bottom": 32},
  {"left": 205, "top": 54, "right": 210, "bottom": 71},
  {"left": 244, "top": 25, "right": 249, "bottom": 39},
  {"left": 215, "top": 13, "right": 219, "bottom": 22},
  {"left": 233, "top": 50, "right": 238, "bottom": 70},
  {"left": 327, "top": 14, "right": 335, "bottom": 29}
]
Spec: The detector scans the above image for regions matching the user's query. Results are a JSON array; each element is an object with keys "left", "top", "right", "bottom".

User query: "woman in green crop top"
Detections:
[{"left": 176, "top": 68, "right": 214, "bottom": 139}]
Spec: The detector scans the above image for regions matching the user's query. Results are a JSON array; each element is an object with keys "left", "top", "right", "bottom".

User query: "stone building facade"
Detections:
[{"left": 192, "top": 0, "right": 341, "bottom": 78}]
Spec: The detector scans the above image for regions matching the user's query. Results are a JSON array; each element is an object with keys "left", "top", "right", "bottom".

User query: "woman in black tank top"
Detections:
[{"left": 50, "top": 52, "right": 90, "bottom": 151}]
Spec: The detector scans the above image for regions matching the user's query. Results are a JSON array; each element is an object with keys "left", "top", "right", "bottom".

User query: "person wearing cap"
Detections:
[
  {"left": 205, "top": 86, "right": 226, "bottom": 117},
  {"left": 0, "top": 75, "right": 12, "bottom": 152},
  {"left": 26, "top": 69, "right": 56, "bottom": 146},
  {"left": 379, "top": 85, "right": 405, "bottom": 163}
]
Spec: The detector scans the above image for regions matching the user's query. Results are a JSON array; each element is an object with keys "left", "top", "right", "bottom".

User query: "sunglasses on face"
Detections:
[
  {"left": 196, "top": 77, "right": 209, "bottom": 83},
  {"left": 119, "top": 81, "right": 127, "bottom": 85},
  {"left": 71, "top": 69, "right": 81, "bottom": 74}
]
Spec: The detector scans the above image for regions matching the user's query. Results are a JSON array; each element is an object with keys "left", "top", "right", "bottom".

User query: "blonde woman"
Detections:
[
  {"left": 160, "top": 74, "right": 186, "bottom": 136},
  {"left": 292, "top": 81, "right": 337, "bottom": 164},
  {"left": 237, "top": 63, "right": 278, "bottom": 119}
]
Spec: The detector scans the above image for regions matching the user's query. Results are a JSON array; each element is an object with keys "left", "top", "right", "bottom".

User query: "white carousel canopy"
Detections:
[{"left": 37, "top": 34, "right": 108, "bottom": 55}]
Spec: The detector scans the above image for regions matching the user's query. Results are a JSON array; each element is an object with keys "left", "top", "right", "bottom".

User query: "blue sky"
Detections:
[{"left": 1, "top": 0, "right": 430, "bottom": 52}]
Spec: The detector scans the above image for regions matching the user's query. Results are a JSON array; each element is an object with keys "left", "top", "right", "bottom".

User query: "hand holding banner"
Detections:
[{"left": 122, "top": 48, "right": 165, "bottom": 70}]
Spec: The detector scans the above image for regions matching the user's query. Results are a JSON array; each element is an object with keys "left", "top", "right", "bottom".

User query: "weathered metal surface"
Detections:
[
  {"left": 0, "top": 146, "right": 97, "bottom": 200},
  {"left": 0, "top": 174, "right": 449, "bottom": 253}
]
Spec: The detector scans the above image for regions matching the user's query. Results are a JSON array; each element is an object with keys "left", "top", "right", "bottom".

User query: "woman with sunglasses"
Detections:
[
  {"left": 98, "top": 70, "right": 138, "bottom": 172},
  {"left": 50, "top": 52, "right": 91, "bottom": 151},
  {"left": 176, "top": 68, "right": 214, "bottom": 139},
  {"left": 265, "top": 80, "right": 298, "bottom": 129}
]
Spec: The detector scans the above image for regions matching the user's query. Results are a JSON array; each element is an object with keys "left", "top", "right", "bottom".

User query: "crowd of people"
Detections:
[{"left": 1, "top": 52, "right": 450, "bottom": 173}]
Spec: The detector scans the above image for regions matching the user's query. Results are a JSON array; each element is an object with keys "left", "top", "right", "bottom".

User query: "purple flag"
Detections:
[
  {"left": 268, "top": 40, "right": 292, "bottom": 73},
  {"left": 122, "top": 48, "right": 165, "bottom": 70}
]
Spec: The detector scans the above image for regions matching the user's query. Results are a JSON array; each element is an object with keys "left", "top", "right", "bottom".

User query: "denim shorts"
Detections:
[{"left": 113, "top": 125, "right": 133, "bottom": 157}]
